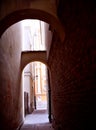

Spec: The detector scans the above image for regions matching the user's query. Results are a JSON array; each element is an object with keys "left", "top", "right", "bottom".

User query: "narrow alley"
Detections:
[
  {"left": 0, "top": 1, "right": 96, "bottom": 130},
  {"left": 20, "top": 110, "right": 54, "bottom": 130}
]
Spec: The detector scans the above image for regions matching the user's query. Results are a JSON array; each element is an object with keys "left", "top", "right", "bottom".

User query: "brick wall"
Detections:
[{"left": 48, "top": 1, "right": 96, "bottom": 129}]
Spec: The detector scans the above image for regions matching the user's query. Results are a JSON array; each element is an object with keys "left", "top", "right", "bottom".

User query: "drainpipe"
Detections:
[
  {"left": 48, "top": 70, "right": 52, "bottom": 123},
  {"left": 34, "top": 95, "right": 36, "bottom": 109},
  {"left": 33, "top": 79, "right": 36, "bottom": 109}
]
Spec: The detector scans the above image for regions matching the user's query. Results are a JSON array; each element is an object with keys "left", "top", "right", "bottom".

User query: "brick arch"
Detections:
[{"left": 0, "top": 8, "right": 65, "bottom": 42}]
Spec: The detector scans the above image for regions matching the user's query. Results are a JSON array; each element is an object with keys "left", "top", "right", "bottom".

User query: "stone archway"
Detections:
[
  {"left": 0, "top": 0, "right": 65, "bottom": 42},
  {"left": 22, "top": 58, "right": 52, "bottom": 123}
]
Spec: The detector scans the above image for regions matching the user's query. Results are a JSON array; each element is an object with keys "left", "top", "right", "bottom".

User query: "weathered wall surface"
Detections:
[
  {"left": 48, "top": 1, "right": 96, "bottom": 130},
  {"left": 44, "top": 23, "right": 52, "bottom": 58},
  {"left": 0, "top": 23, "right": 23, "bottom": 129}
]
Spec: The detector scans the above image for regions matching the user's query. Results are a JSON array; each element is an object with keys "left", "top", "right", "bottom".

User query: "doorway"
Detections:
[{"left": 23, "top": 61, "right": 49, "bottom": 124}]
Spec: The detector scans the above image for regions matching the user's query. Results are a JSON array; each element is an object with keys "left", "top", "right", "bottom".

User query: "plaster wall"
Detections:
[
  {"left": 0, "top": 22, "right": 23, "bottom": 129},
  {"left": 0, "top": 0, "right": 57, "bottom": 20}
]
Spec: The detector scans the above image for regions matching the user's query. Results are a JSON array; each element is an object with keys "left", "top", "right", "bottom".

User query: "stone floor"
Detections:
[{"left": 20, "top": 109, "right": 54, "bottom": 130}]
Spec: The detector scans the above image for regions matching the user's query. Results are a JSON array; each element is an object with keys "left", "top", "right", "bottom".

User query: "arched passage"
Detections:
[
  {"left": 22, "top": 60, "right": 52, "bottom": 123},
  {"left": 0, "top": 9, "right": 65, "bottom": 42},
  {"left": 0, "top": 1, "right": 63, "bottom": 129}
]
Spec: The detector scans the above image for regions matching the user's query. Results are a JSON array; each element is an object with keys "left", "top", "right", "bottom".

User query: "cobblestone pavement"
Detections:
[{"left": 20, "top": 109, "right": 54, "bottom": 130}]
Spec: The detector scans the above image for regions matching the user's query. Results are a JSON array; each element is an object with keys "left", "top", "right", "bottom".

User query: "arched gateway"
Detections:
[{"left": 0, "top": 0, "right": 65, "bottom": 42}]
